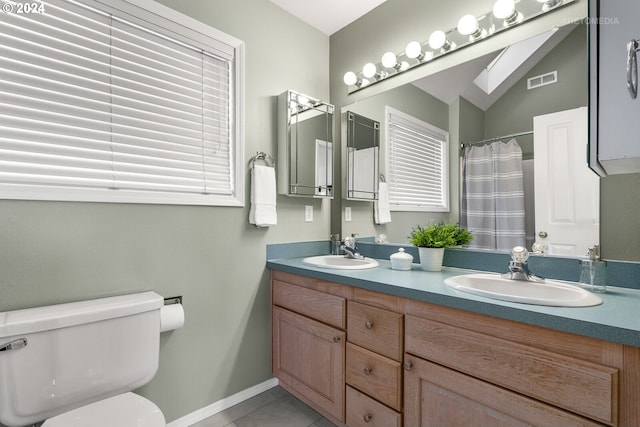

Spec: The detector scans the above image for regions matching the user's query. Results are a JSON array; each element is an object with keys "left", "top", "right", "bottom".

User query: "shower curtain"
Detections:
[{"left": 461, "top": 139, "right": 526, "bottom": 251}]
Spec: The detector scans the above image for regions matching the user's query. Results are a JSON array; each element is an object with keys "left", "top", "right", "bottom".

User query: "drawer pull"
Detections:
[
  {"left": 332, "top": 336, "right": 342, "bottom": 343},
  {"left": 363, "top": 413, "right": 373, "bottom": 423},
  {"left": 365, "top": 320, "right": 374, "bottom": 329},
  {"left": 363, "top": 366, "right": 373, "bottom": 375},
  {"left": 403, "top": 361, "right": 413, "bottom": 371}
]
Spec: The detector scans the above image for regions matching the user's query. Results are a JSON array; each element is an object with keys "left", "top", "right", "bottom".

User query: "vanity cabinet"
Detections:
[{"left": 270, "top": 271, "right": 640, "bottom": 427}]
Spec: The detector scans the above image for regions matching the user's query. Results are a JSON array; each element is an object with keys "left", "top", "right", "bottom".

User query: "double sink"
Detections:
[{"left": 301, "top": 255, "right": 602, "bottom": 308}]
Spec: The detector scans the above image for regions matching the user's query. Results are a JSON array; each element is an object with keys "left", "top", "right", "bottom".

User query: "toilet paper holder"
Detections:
[{"left": 164, "top": 296, "right": 182, "bottom": 305}]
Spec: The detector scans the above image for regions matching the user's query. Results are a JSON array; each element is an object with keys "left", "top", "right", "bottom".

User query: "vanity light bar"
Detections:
[{"left": 343, "top": 0, "right": 574, "bottom": 93}]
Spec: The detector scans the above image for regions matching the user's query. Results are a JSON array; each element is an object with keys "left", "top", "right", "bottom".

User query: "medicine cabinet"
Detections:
[
  {"left": 589, "top": 0, "right": 640, "bottom": 175},
  {"left": 344, "top": 111, "right": 379, "bottom": 201},
  {"left": 277, "top": 90, "right": 334, "bottom": 198}
]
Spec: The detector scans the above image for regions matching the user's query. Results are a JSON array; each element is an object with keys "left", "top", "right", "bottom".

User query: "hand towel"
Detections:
[
  {"left": 249, "top": 165, "right": 277, "bottom": 227},
  {"left": 374, "top": 182, "right": 392, "bottom": 224}
]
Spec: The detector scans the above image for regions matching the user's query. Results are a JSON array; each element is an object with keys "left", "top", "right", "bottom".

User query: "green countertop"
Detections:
[{"left": 267, "top": 257, "right": 640, "bottom": 348}]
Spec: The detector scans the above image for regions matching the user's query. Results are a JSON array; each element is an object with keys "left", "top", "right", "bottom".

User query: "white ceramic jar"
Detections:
[{"left": 390, "top": 247, "right": 413, "bottom": 270}]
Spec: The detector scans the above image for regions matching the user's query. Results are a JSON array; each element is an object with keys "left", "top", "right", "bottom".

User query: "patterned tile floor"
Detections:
[{"left": 190, "top": 386, "right": 337, "bottom": 427}]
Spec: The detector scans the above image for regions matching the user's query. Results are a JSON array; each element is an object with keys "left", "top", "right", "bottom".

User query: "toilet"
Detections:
[{"left": 0, "top": 292, "right": 169, "bottom": 427}]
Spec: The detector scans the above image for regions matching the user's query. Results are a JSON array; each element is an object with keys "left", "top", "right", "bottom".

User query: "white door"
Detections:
[{"left": 533, "top": 107, "right": 599, "bottom": 256}]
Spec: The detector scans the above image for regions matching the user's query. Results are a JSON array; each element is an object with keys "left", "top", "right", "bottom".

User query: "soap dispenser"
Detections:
[{"left": 579, "top": 245, "right": 607, "bottom": 293}]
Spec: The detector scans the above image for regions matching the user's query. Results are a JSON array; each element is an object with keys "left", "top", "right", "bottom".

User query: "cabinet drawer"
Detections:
[
  {"left": 404, "top": 355, "right": 603, "bottom": 427},
  {"left": 347, "top": 300, "right": 403, "bottom": 361},
  {"left": 273, "top": 280, "right": 345, "bottom": 329},
  {"left": 346, "top": 385, "right": 401, "bottom": 427},
  {"left": 346, "top": 342, "right": 402, "bottom": 411},
  {"left": 405, "top": 315, "right": 618, "bottom": 425}
]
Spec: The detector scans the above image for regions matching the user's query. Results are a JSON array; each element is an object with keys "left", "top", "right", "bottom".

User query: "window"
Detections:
[
  {"left": 0, "top": 0, "right": 244, "bottom": 206},
  {"left": 386, "top": 107, "right": 449, "bottom": 212}
]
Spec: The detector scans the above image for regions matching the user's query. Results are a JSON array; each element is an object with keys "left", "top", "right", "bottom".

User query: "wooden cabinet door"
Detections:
[
  {"left": 272, "top": 307, "right": 345, "bottom": 422},
  {"left": 403, "top": 355, "right": 602, "bottom": 427}
]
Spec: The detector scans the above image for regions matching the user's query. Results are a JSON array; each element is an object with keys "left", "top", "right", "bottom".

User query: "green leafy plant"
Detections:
[{"left": 409, "top": 223, "right": 473, "bottom": 248}]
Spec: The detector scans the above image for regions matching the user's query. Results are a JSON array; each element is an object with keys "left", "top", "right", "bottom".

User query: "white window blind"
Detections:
[
  {"left": 386, "top": 107, "right": 449, "bottom": 212},
  {"left": 0, "top": 0, "right": 245, "bottom": 206}
]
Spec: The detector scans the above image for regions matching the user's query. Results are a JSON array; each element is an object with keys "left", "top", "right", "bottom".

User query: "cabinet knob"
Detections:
[
  {"left": 403, "top": 361, "right": 413, "bottom": 371},
  {"left": 363, "top": 413, "right": 373, "bottom": 423},
  {"left": 365, "top": 320, "right": 374, "bottom": 329},
  {"left": 332, "top": 336, "right": 341, "bottom": 343},
  {"left": 363, "top": 366, "right": 373, "bottom": 375}
]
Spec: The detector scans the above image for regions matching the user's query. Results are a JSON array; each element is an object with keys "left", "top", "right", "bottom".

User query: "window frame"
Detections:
[
  {"left": 385, "top": 106, "right": 449, "bottom": 213},
  {"left": 0, "top": 0, "right": 245, "bottom": 207}
]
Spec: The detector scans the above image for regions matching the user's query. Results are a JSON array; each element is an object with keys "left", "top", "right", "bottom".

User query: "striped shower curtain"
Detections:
[{"left": 461, "top": 139, "right": 526, "bottom": 251}]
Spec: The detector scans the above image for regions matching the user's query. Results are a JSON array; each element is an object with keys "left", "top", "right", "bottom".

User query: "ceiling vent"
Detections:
[{"left": 527, "top": 71, "right": 557, "bottom": 90}]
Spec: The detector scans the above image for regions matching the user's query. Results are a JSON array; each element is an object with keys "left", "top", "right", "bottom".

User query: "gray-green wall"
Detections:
[{"left": 0, "top": 0, "right": 330, "bottom": 422}]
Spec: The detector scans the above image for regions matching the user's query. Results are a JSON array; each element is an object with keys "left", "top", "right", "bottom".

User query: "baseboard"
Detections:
[{"left": 166, "top": 377, "right": 279, "bottom": 427}]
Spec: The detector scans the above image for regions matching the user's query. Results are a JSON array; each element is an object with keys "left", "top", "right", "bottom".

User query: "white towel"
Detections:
[
  {"left": 249, "top": 165, "right": 277, "bottom": 227},
  {"left": 374, "top": 182, "right": 391, "bottom": 224}
]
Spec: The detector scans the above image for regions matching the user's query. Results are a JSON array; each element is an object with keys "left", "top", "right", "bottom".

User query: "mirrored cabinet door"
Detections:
[
  {"left": 278, "top": 90, "right": 334, "bottom": 198},
  {"left": 345, "top": 111, "right": 380, "bottom": 201}
]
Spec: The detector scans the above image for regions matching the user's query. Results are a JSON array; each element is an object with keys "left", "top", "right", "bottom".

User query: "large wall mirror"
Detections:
[
  {"left": 342, "top": 23, "right": 607, "bottom": 258},
  {"left": 278, "top": 90, "right": 335, "bottom": 198}
]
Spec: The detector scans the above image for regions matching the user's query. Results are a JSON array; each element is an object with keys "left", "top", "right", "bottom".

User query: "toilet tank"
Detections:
[{"left": 0, "top": 292, "right": 164, "bottom": 427}]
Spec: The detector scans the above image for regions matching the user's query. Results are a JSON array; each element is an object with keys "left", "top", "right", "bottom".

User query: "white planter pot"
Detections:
[{"left": 418, "top": 247, "right": 445, "bottom": 272}]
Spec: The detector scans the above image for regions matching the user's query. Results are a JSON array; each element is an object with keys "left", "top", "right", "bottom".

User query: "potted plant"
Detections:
[{"left": 409, "top": 223, "right": 473, "bottom": 271}]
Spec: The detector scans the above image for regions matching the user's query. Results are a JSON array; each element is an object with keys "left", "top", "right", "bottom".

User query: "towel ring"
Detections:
[{"left": 251, "top": 151, "right": 275, "bottom": 168}]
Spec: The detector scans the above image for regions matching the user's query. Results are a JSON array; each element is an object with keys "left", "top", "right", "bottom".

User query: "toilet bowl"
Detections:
[
  {"left": 42, "top": 393, "right": 165, "bottom": 427},
  {"left": 0, "top": 292, "right": 176, "bottom": 427}
]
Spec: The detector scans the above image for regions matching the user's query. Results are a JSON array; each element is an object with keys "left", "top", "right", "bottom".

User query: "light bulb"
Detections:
[
  {"left": 381, "top": 52, "right": 398, "bottom": 69},
  {"left": 428, "top": 30, "right": 446, "bottom": 50},
  {"left": 493, "top": 0, "right": 515, "bottom": 19},
  {"left": 297, "top": 95, "right": 309, "bottom": 106},
  {"left": 457, "top": 15, "right": 479, "bottom": 36},
  {"left": 493, "top": 0, "right": 522, "bottom": 26},
  {"left": 362, "top": 63, "right": 377, "bottom": 79},
  {"left": 405, "top": 41, "right": 423, "bottom": 59},
  {"left": 343, "top": 71, "right": 357, "bottom": 86}
]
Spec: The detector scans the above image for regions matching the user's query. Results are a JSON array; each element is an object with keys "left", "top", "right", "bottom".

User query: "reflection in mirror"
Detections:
[
  {"left": 341, "top": 24, "right": 599, "bottom": 257},
  {"left": 277, "top": 90, "right": 334, "bottom": 198},
  {"left": 345, "top": 111, "right": 379, "bottom": 200}
]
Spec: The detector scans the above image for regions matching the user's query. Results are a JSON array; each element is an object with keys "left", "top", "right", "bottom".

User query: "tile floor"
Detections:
[{"left": 190, "top": 386, "right": 337, "bottom": 427}]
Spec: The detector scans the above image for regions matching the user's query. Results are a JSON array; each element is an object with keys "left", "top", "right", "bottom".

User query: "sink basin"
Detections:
[
  {"left": 302, "top": 255, "right": 379, "bottom": 270},
  {"left": 444, "top": 273, "right": 602, "bottom": 307}
]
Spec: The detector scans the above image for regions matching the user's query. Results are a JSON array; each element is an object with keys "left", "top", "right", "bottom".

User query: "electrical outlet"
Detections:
[
  {"left": 305, "top": 205, "right": 313, "bottom": 222},
  {"left": 345, "top": 206, "right": 352, "bottom": 222}
]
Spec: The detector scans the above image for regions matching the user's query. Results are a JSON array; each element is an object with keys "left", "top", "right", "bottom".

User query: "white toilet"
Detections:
[{"left": 0, "top": 292, "right": 168, "bottom": 427}]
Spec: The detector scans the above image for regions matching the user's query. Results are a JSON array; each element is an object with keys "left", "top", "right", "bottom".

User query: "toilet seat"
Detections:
[{"left": 42, "top": 392, "right": 165, "bottom": 427}]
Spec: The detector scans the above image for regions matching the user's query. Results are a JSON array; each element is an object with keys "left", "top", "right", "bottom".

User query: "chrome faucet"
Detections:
[
  {"left": 342, "top": 235, "right": 364, "bottom": 260},
  {"left": 502, "top": 246, "right": 544, "bottom": 282}
]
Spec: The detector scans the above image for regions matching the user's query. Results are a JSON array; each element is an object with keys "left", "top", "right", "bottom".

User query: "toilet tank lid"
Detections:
[{"left": 0, "top": 291, "right": 163, "bottom": 339}]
